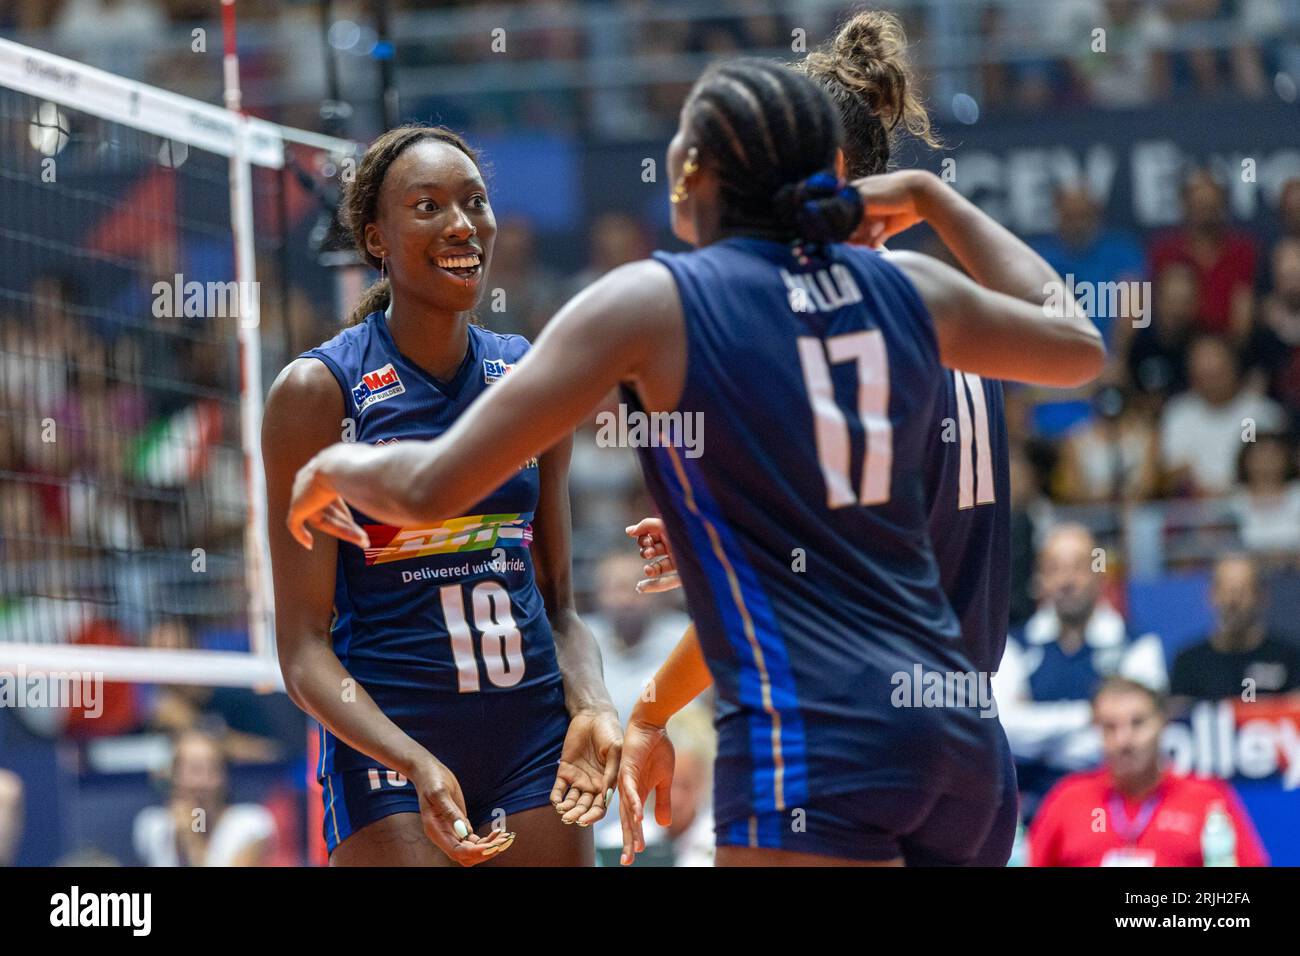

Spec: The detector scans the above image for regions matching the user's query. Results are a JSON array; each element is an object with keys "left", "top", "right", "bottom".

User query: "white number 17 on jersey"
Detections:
[{"left": 797, "top": 331, "right": 892, "bottom": 509}]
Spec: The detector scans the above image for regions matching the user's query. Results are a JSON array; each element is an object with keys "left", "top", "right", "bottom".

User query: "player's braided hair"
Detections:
[
  {"left": 342, "top": 124, "right": 483, "bottom": 327},
  {"left": 682, "top": 58, "right": 862, "bottom": 247},
  {"left": 798, "top": 9, "right": 939, "bottom": 179}
]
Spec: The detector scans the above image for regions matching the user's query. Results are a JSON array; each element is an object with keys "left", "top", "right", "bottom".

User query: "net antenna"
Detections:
[{"left": 0, "top": 35, "right": 358, "bottom": 688}]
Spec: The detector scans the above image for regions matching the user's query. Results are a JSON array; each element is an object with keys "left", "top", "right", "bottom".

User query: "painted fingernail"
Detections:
[
  {"left": 605, "top": 788, "right": 614, "bottom": 807},
  {"left": 453, "top": 819, "right": 470, "bottom": 839}
]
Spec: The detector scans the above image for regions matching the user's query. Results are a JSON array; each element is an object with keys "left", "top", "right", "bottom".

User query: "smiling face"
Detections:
[{"left": 364, "top": 139, "right": 496, "bottom": 316}]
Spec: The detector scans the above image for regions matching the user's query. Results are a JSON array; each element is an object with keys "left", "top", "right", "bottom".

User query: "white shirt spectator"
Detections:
[
  {"left": 1160, "top": 390, "right": 1285, "bottom": 493},
  {"left": 133, "top": 803, "right": 274, "bottom": 867},
  {"left": 1231, "top": 483, "right": 1300, "bottom": 553},
  {"left": 993, "top": 601, "right": 1167, "bottom": 772},
  {"left": 586, "top": 610, "right": 692, "bottom": 724}
]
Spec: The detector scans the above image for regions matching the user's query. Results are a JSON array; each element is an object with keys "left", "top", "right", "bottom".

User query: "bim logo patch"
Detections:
[
  {"left": 483, "top": 358, "right": 515, "bottom": 384},
  {"left": 352, "top": 363, "right": 405, "bottom": 411}
]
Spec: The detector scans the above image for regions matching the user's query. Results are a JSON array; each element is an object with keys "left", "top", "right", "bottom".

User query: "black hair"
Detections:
[{"left": 682, "top": 58, "right": 862, "bottom": 247}]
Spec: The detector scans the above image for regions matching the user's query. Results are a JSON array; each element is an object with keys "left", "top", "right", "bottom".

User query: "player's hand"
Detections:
[
  {"left": 286, "top": 449, "right": 370, "bottom": 551},
  {"left": 625, "top": 517, "right": 680, "bottom": 593},
  {"left": 617, "top": 716, "right": 676, "bottom": 866},
  {"left": 551, "top": 707, "right": 623, "bottom": 827},
  {"left": 849, "top": 169, "right": 937, "bottom": 247},
  {"left": 411, "top": 756, "right": 515, "bottom": 865}
]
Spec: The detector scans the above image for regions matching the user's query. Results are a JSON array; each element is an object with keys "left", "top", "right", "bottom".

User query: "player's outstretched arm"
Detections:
[
  {"left": 533, "top": 434, "right": 623, "bottom": 827},
  {"left": 286, "top": 259, "right": 683, "bottom": 539},
  {"left": 619, "top": 623, "right": 713, "bottom": 865},
  {"left": 265, "top": 359, "right": 512, "bottom": 866}
]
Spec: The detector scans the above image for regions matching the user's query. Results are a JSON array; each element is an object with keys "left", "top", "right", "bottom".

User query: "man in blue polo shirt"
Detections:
[{"left": 993, "top": 523, "right": 1167, "bottom": 820}]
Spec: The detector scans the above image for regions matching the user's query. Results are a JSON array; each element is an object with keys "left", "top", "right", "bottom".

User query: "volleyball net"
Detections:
[{"left": 0, "top": 37, "right": 359, "bottom": 690}]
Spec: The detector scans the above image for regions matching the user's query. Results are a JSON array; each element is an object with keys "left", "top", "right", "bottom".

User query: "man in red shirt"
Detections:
[
  {"left": 1029, "top": 676, "right": 1268, "bottom": 867},
  {"left": 1149, "top": 169, "right": 1257, "bottom": 339}
]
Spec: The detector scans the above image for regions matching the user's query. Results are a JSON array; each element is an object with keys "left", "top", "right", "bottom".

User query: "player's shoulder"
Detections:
[
  {"left": 471, "top": 323, "right": 532, "bottom": 363},
  {"left": 268, "top": 353, "right": 342, "bottom": 404},
  {"left": 308, "top": 312, "right": 375, "bottom": 357}
]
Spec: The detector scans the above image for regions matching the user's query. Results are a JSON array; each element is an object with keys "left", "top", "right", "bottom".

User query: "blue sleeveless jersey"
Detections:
[
  {"left": 631, "top": 238, "right": 1002, "bottom": 825},
  {"left": 301, "top": 314, "right": 561, "bottom": 778},
  {"left": 925, "top": 371, "right": 1011, "bottom": 675}
]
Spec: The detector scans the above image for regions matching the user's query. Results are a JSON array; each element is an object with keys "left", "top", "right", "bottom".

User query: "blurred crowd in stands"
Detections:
[{"left": 3, "top": 1, "right": 1300, "bottom": 134}]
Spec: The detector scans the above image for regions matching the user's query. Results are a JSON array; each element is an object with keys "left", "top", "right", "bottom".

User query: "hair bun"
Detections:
[{"left": 774, "top": 171, "right": 863, "bottom": 245}]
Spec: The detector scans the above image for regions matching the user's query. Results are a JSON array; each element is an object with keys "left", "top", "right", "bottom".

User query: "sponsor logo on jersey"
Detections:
[
  {"left": 362, "top": 512, "right": 534, "bottom": 565},
  {"left": 483, "top": 357, "right": 515, "bottom": 384},
  {"left": 351, "top": 362, "right": 405, "bottom": 411}
]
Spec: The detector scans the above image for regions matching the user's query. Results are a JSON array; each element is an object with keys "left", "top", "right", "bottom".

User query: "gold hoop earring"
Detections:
[{"left": 670, "top": 147, "right": 700, "bottom": 204}]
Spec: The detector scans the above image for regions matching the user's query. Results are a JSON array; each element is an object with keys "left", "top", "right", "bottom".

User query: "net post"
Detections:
[{"left": 222, "top": 0, "right": 276, "bottom": 670}]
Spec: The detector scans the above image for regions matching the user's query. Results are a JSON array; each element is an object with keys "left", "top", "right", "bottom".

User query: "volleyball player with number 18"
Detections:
[{"left": 263, "top": 126, "right": 620, "bottom": 867}]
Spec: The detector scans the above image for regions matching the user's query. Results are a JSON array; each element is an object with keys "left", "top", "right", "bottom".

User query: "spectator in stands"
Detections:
[
  {"left": 1170, "top": 554, "right": 1300, "bottom": 702},
  {"left": 1127, "top": 261, "right": 1197, "bottom": 398},
  {"left": 1149, "top": 169, "right": 1257, "bottom": 339},
  {"left": 1007, "top": 444, "right": 1051, "bottom": 628},
  {"left": 993, "top": 523, "right": 1167, "bottom": 819},
  {"left": 587, "top": 549, "right": 695, "bottom": 863},
  {"left": 1231, "top": 432, "right": 1300, "bottom": 556},
  {"left": 1159, "top": 335, "right": 1285, "bottom": 495},
  {"left": 1283, "top": 178, "right": 1300, "bottom": 238},
  {"left": 584, "top": 551, "right": 692, "bottom": 723},
  {"left": 484, "top": 217, "right": 569, "bottom": 339},
  {"left": 1029, "top": 676, "right": 1269, "bottom": 866},
  {"left": 133, "top": 729, "right": 275, "bottom": 867},
  {"left": 141, "top": 620, "right": 288, "bottom": 764},
  {"left": 0, "top": 769, "right": 22, "bottom": 866},
  {"left": 1059, "top": 0, "right": 1173, "bottom": 107},
  {"left": 1056, "top": 385, "right": 1161, "bottom": 503},
  {"left": 662, "top": 706, "right": 716, "bottom": 867},
  {"left": 1244, "top": 237, "right": 1300, "bottom": 409},
  {"left": 1031, "top": 183, "right": 1146, "bottom": 349},
  {"left": 565, "top": 211, "right": 653, "bottom": 297}
]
